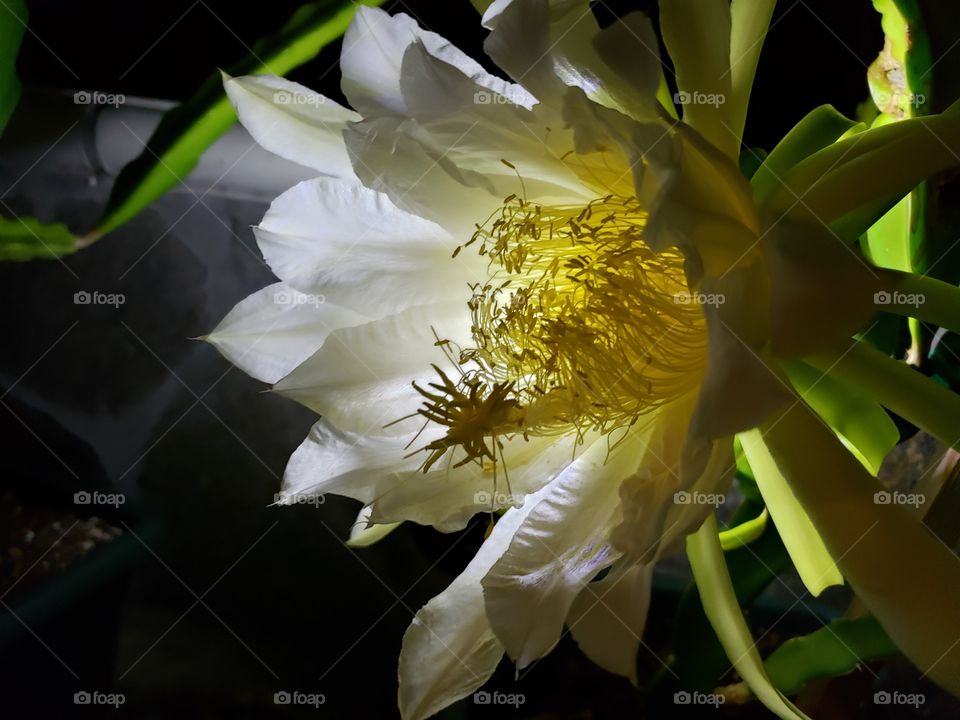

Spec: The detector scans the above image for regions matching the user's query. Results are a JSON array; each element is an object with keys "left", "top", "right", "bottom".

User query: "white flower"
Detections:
[{"left": 207, "top": 2, "right": 889, "bottom": 718}]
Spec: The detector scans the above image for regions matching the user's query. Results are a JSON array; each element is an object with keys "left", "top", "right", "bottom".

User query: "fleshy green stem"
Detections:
[
  {"left": 806, "top": 340, "right": 960, "bottom": 449},
  {"left": 763, "top": 616, "right": 898, "bottom": 696},
  {"left": 718, "top": 508, "right": 768, "bottom": 551}
]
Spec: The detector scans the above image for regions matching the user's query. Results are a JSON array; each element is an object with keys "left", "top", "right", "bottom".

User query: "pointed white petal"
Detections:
[
  {"left": 206, "top": 282, "right": 368, "bottom": 384},
  {"left": 567, "top": 562, "right": 655, "bottom": 683},
  {"left": 283, "top": 424, "right": 570, "bottom": 533},
  {"left": 346, "top": 505, "right": 401, "bottom": 548},
  {"left": 343, "top": 9, "right": 597, "bottom": 230},
  {"left": 274, "top": 303, "right": 472, "bottom": 436},
  {"left": 342, "top": 6, "right": 532, "bottom": 117},
  {"left": 340, "top": 6, "right": 412, "bottom": 116},
  {"left": 223, "top": 74, "right": 359, "bottom": 177},
  {"left": 254, "top": 176, "right": 482, "bottom": 316},
  {"left": 279, "top": 419, "right": 421, "bottom": 504},
  {"left": 399, "top": 476, "right": 553, "bottom": 720},
  {"left": 345, "top": 115, "right": 505, "bottom": 238},
  {"left": 480, "top": 432, "right": 642, "bottom": 668},
  {"left": 483, "top": 0, "right": 661, "bottom": 116},
  {"left": 370, "top": 433, "right": 581, "bottom": 532},
  {"left": 590, "top": 12, "right": 663, "bottom": 116},
  {"left": 398, "top": 40, "right": 592, "bottom": 202}
]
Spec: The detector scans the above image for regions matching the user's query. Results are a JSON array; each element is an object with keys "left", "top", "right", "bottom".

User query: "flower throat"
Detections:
[{"left": 407, "top": 190, "right": 707, "bottom": 472}]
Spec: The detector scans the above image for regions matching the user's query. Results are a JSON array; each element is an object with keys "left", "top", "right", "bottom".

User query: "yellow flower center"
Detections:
[{"left": 411, "top": 192, "right": 708, "bottom": 472}]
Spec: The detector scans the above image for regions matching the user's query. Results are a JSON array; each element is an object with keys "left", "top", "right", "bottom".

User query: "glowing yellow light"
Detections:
[{"left": 412, "top": 192, "right": 709, "bottom": 470}]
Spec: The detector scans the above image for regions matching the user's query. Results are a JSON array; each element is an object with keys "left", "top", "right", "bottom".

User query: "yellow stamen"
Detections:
[{"left": 413, "top": 192, "right": 708, "bottom": 470}]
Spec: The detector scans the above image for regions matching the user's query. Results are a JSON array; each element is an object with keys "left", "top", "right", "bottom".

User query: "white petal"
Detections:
[
  {"left": 281, "top": 419, "right": 522, "bottom": 533},
  {"left": 607, "top": 393, "right": 697, "bottom": 562},
  {"left": 561, "top": 86, "right": 678, "bottom": 201},
  {"left": 567, "top": 562, "right": 655, "bottom": 683},
  {"left": 399, "top": 476, "right": 553, "bottom": 720},
  {"left": 483, "top": 0, "right": 586, "bottom": 104},
  {"left": 590, "top": 12, "right": 663, "bottom": 117},
  {"left": 279, "top": 419, "right": 422, "bottom": 504},
  {"left": 223, "top": 74, "right": 359, "bottom": 177},
  {"left": 205, "top": 282, "right": 368, "bottom": 384},
  {"left": 273, "top": 304, "right": 472, "bottom": 436},
  {"left": 480, "top": 432, "right": 639, "bottom": 668},
  {"left": 483, "top": 0, "right": 661, "bottom": 116},
  {"left": 341, "top": 7, "right": 532, "bottom": 117},
  {"left": 340, "top": 7, "right": 410, "bottom": 115},
  {"left": 369, "top": 433, "right": 581, "bottom": 532},
  {"left": 566, "top": 409, "right": 731, "bottom": 683},
  {"left": 255, "top": 176, "right": 483, "bottom": 316},
  {"left": 345, "top": 116, "right": 505, "bottom": 238},
  {"left": 663, "top": 435, "right": 736, "bottom": 555},
  {"left": 346, "top": 504, "right": 401, "bottom": 548},
  {"left": 343, "top": 10, "right": 595, "bottom": 233},
  {"left": 282, "top": 421, "right": 570, "bottom": 532},
  {"left": 399, "top": 39, "right": 593, "bottom": 203}
]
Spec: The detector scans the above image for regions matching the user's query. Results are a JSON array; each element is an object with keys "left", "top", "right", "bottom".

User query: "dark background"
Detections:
[{"left": 0, "top": 1, "right": 916, "bottom": 719}]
